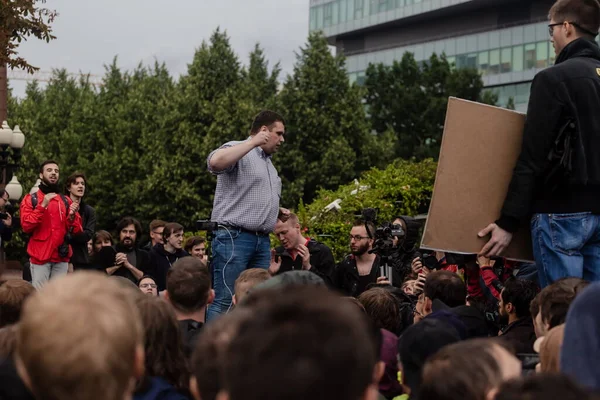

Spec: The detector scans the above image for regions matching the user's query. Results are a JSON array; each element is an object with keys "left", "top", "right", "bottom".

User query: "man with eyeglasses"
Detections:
[
  {"left": 0, "top": 190, "right": 13, "bottom": 265},
  {"left": 480, "top": 0, "right": 600, "bottom": 287},
  {"left": 333, "top": 221, "right": 380, "bottom": 297}
]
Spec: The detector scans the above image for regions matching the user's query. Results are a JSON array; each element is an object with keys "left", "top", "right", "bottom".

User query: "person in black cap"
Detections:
[{"left": 398, "top": 318, "right": 462, "bottom": 399}]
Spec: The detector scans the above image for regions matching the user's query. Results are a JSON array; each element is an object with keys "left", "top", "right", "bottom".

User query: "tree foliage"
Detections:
[
  {"left": 5, "top": 29, "right": 493, "bottom": 261},
  {"left": 0, "top": 0, "right": 57, "bottom": 72}
]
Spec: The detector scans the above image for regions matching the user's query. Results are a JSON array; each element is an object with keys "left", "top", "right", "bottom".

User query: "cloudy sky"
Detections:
[{"left": 10, "top": 0, "right": 310, "bottom": 96}]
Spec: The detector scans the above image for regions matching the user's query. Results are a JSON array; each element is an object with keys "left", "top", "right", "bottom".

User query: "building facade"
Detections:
[{"left": 308, "top": 0, "right": 574, "bottom": 111}]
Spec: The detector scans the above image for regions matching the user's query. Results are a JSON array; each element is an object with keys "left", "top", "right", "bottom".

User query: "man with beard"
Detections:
[
  {"left": 20, "top": 160, "right": 83, "bottom": 289},
  {"left": 497, "top": 278, "right": 540, "bottom": 353},
  {"left": 65, "top": 173, "right": 97, "bottom": 271},
  {"left": 333, "top": 221, "right": 380, "bottom": 297},
  {"left": 106, "top": 217, "right": 151, "bottom": 284}
]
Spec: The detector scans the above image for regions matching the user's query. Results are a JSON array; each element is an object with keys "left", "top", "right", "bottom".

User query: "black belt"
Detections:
[{"left": 220, "top": 225, "right": 270, "bottom": 237}]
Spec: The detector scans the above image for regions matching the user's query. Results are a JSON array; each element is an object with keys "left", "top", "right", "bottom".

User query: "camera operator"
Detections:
[
  {"left": 0, "top": 190, "right": 13, "bottom": 264},
  {"left": 333, "top": 220, "right": 380, "bottom": 297},
  {"left": 389, "top": 216, "right": 421, "bottom": 286}
]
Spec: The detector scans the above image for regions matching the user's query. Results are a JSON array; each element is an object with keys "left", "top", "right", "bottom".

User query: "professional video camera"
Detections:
[{"left": 360, "top": 208, "right": 406, "bottom": 285}]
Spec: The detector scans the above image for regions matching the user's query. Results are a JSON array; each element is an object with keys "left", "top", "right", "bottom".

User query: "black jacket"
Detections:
[
  {"left": 179, "top": 319, "right": 204, "bottom": 359},
  {"left": 274, "top": 239, "right": 336, "bottom": 286},
  {"left": 333, "top": 255, "right": 380, "bottom": 297},
  {"left": 0, "top": 357, "right": 34, "bottom": 400},
  {"left": 0, "top": 220, "right": 12, "bottom": 263},
  {"left": 499, "top": 317, "right": 537, "bottom": 354},
  {"left": 149, "top": 244, "right": 189, "bottom": 291},
  {"left": 112, "top": 244, "right": 153, "bottom": 284},
  {"left": 68, "top": 201, "right": 96, "bottom": 267},
  {"left": 499, "top": 38, "right": 600, "bottom": 232}
]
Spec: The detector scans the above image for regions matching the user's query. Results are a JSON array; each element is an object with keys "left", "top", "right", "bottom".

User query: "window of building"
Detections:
[
  {"left": 525, "top": 43, "right": 536, "bottom": 70},
  {"left": 355, "top": 0, "right": 364, "bottom": 19},
  {"left": 536, "top": 42, "right": 548, "bottom": 68},
  {"left": 489, "top": 49, "right": 500, "bottom": 74},
  {"left": 512, "top": 45, "right": 524, "bottom": 72},
  {"left": 447, "top": 56, "right": 456, "bottom": 69},
  {"left": 310, "top": 7, "right": 318, "bottom": 31},
  {"left": 332, "top": 1, "right": 340, "bottom": 25},
  {"left": 340, "top": 0, "right": 347, "bottom": 22},
  {"left": 501, "top": 48, "right": 511, "bottom": 73},
  {"left": 357, "top": 71, "right": 367, "bottom": 86},
  {"left": 456, "top": 54, "right": 467, "bottom": 69},
  {"left": 324, "top": 3, "right": 334, "bottom": 27},
  {"left": 478, "top": 51, "right": 489, "bottom": 76},
  {"left": 466, "top": 53, "right": 477, "bottom": 69},
  {"left": 549, "top": 47, "right": 556, "bottom": 65},
  {"left": 516, "top": 83, "right": 530, "bottom": 105}
]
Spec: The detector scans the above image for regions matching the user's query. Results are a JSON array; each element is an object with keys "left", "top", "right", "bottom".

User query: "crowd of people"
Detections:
[{"left": 0, "top": 0, "right": 600, "bottom": 398}]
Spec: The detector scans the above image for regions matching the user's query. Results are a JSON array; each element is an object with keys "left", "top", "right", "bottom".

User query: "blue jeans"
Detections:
[
  {"left": 531, "top": 212, "right": 600, "bottom": 288},
  {"left": 206, "top": 229, "right": 271, "bottom": 321}
]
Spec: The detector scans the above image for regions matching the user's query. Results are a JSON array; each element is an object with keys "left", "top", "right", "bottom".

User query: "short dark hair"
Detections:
[
  {"left": 549, "top": 0, "right": 600, "bottom": 37},
  {"left": 539, "top": 277, "right": 589, "bottom": 328},
  {"left": 358, "top": 287, "right": 403, "bottom": 335},
  {"left": 501, "top": 278, "right": 540, "bottom": 319},
  {"left": 250, "top": 110, "right": 285, "bottom": 134},
  {"left": 530, "top": 292, "right": 540, "bottom": 319},
  {"left": 424, "top": 270, "right": 466, "bottom": 308},
  {"left": 222, "top": 286, "right": 377, "bottom": 400},
  {"left": 0, "top": 280, "right": 35, "bottom": 328},
  {"left": 184, "top": 236, "right": 205, "bottom": 253},
  {"left": 162, "top": 222, "right": 184, "bottom": 240},
  {"left": 353, "top": 220, "right": 376, "bottom": 238},
  {"left": 420, "top": 339, "right": 511, "bottom": 400},
  {"left": 166, "top": 258, "right": 211, "bottom": 313},
  {"left": 39, "top": 160, "right": 59, "bottom": 174},
  {"left": 65, "top": 172, "right": 86, "bottom": 194},
  {"left": 496, "top": 373, "right": 592, "bottom": 400},
  {"left": 0, "top": 189, "right": 7, "bottom": 200},
  {"left": 93, "top": 230, "right": 113, "bottom": 246},
  {"left": 116, "top": 217, "right": 142, "bottom": 242}
]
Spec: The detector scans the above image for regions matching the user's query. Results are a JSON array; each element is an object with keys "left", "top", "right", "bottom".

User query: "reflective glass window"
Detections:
[
  {"left": 501, "top": 48, "right": 511, "bottom": 73},
  {"left": 525, "top": 43, "right": 536, "bottom": 69},
  {"left": 489, "top": 49, "right": 500, "bottom": 74},
  {"left": 478, "top": 51, "right": 489, "bottom": 76},
  {"left": 512, "top": 45, "right": 524, "bottom": 72},
  {"left": 466, "top": 53, "right": 477, "bottom": 69},
  {"left": 536, "top": 42, "right": 548, "bottom": 68}
]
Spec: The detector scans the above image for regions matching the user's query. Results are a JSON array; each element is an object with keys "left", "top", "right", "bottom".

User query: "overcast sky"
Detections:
[{"left": 10, "top": 0, "right": 310, "bottom": 97}]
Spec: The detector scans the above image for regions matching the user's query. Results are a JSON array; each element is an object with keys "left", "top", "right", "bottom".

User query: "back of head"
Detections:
[
  {"left": 549, "top": 0, "right": 600, "bottom": 38},
  {"left": 167, "top": 257, "right": 211, "bottom": 313},
  {"left": 560, "top": 281, "right": 600, "bottom": 391},
  {"left": 234, "top": 268, "right": 271, "bottom": 302},
  {"left": 359, "top": 287, "right": 411, "bottom": 336},
  {"left": 398, "top": 318, "right": 462, "bottom": 395},
  {"left": 539, "top": 277, "right": 589, "bottom": 329},
  {"left": 250, "top": 110, "right": 285, "bottom": 134},
  {"left": 501, "top": 278, "right": 540, "bottom": 319},
  {"left": 0, "top": 280, "right": 35, "bottom": 328},
  {"left": 420, "top": 340, "right": 518, "bottom": 400},
  {"left": 424, "top": 270, "right": 466, "bottom": 308},
  {"left": 222, "top": 286, "right": 377, "bottom": 400},
  {"left": 495, "top": 373, "right": 594, "bottom": 400},
  {"left": 135, "top": 295, "right": 189, "bottom": 391},
  {"left": 149, "top": 219, "right": 167, "bottom": 232},
  {"left": 16, "top": 272, "right": 142, "bottom": 400},
  {"left": 191, "top": 309, "right": 253, "bottom": 400},
  {"left": 250, "top": 270, "right": 325, "bottom": 293}
]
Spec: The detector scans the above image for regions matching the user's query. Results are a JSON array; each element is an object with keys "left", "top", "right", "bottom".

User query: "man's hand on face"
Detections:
[
  {"left": 3, "top": 213, "right": 11, "bottom": 227},
  {"left": 297, "top": 244, "right": 311, "bottom": 270},
  {"left": 41, "top": 193, "right": 58, "bottom": 208}
]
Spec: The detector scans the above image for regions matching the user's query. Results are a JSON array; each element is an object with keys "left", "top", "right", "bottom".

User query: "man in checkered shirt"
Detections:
[{"left": 206, "top": 110, "right": 286, "bottom": 320}]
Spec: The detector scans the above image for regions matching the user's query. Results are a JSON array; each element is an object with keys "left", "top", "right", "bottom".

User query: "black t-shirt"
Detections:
[
  {"left": 357, "top": 273, "right": 376, "bottom": 297},
  {"left": 179, "top": 319, "right": 204, "bottom": 359}
]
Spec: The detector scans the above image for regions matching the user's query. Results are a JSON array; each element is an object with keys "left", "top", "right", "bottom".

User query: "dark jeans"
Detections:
[
  {"left": 206, "top": 229, "right": 271, "bottom": 321},
  {"left": 531, "top": 212, "right": 600, "bottom": 288}
]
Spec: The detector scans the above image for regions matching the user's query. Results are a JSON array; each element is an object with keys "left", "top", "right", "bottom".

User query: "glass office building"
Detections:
[{"left": 308, "top": 0, "right": 575, "bottom": 111}]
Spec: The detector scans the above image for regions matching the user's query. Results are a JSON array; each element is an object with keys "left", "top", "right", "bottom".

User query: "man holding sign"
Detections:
[{"left": 480, "top": 0, "right": 600, "bottom": 287}]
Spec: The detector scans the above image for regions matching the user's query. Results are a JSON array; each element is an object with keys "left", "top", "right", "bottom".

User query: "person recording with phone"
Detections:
[
  {"left": 64, "top": 173, "right": 97, "bottom": 271},
  {"left": 20, "top": 160, "right": 83, "bottom": 289},
  {"left": 0, "top": 190, "right": 13, "bottom": 265}
]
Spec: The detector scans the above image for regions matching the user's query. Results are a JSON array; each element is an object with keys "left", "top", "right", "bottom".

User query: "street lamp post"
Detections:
[{"left": 0, "top": 121, "right": 25, "bottom": 201}]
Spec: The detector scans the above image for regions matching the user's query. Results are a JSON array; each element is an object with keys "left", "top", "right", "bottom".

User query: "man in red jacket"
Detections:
[{"left": 20, "top": 160, "right": 83, "bottom": 288}]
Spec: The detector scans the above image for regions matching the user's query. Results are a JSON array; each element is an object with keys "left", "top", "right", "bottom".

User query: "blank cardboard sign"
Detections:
[{"left": 421, "top": 97, "right": 534, "bottom": 262}]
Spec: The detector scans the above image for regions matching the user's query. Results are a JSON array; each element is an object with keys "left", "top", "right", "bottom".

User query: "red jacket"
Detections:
[{"left": 20, "top": 191, "right": 83, "bottom": 265}]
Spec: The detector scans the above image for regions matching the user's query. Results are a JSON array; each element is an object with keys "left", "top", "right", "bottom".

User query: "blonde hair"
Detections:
[
  {"left": 234, "top": 268, "right": 271, "bottom": 302},
  {"left": 16, "top": 272, "right": 143, "bottom": 400},
  {"left": 540, "top": 324, "right": 566, "bottom": 373}
]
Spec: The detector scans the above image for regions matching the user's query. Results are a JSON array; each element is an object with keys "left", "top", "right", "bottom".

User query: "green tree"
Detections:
[
  {"left": 242, "top": 44, "right": 281, "bottom": 106},
  {"left": 364, "top": 53, "right": 494, "bottom": 160},
  {"left": 276, "top": 32, "right": 395, "bottom": 208}
]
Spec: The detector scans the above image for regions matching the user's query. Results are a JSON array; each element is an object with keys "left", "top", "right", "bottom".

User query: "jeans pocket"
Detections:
[
  {"left": 550, "top": 213, "right": 591, "bottom": 255},
  {"left": 214, "top": 229, "right": 240, "bottom": 246}
]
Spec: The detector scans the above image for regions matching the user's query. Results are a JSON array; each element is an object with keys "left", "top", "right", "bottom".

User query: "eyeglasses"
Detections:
[
  {"left": 140, "top": 283, "right": 157, "bottom": 289},
  {"left": 349, "top": 235, "right": 370, "bottom": 241},
  {"left": 548, "top": 21, "right": 598, "bottom": 37}
]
